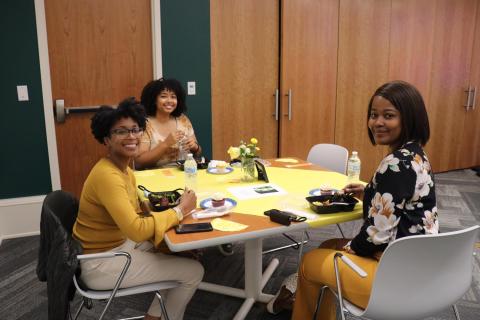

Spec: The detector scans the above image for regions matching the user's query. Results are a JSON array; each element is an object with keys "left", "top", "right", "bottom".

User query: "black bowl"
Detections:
[
  {"left": 176, "top": 157, "right": 209, "bottom": 170},
  {"left": 306, "top": 194, "right": 358, "bottom": 214},
  {"left": 147, "top": 189, "right": 183, "bottom": 212}
]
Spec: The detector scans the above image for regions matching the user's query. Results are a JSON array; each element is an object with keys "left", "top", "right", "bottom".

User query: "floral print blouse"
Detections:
[
  {"left": 142, "top": 114, "right": 197, "bottom": 167},
  {"left": 350, "top": 142, "right": 439, "bottom": 257}
]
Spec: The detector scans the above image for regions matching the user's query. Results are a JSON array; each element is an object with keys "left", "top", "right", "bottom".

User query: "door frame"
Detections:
[{"left": 34, "top": 0, "right": 163, "bottom": 191}]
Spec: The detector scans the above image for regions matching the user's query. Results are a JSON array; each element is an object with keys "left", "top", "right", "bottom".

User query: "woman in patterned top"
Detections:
[
  {"left": 268, "top": 81, "right": 439, "bottom": 319},
  {"left": 135, "top": 78, "right": 202, "bottom": 168}
]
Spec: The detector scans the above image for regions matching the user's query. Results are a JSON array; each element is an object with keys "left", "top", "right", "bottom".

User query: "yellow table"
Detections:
[
  {"left": 135, "top": 166, "right": 363, "bottom": 228},
  {"left": 135, "top": 165, "right": 363, "bottom": 319}
]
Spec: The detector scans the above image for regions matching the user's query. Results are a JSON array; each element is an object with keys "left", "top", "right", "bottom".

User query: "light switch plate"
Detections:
[
  {"left": 17, "top": 85, "right": 29, "bottom": 101},
  {"left": 187, "top": 81, "right": 196, "bottom": 95}
]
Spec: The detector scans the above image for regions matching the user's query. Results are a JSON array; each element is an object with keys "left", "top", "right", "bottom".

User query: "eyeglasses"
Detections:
[{"left": 110, "top": 127, "right": 144, "bottom": 137}]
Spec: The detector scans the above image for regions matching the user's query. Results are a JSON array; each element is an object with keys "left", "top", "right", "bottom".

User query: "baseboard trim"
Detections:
[{"left": 0, "top": 195, "right": 45, "bottom": 240}]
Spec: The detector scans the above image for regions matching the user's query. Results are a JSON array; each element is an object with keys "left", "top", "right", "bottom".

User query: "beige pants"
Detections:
[{"left": 80, "top": 240, "right": 204, "bottom": 319}]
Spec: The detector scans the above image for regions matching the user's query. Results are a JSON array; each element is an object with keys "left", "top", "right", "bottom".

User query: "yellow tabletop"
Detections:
[{"left": 135, "top": 166, "right": 363, "bottom": 228}]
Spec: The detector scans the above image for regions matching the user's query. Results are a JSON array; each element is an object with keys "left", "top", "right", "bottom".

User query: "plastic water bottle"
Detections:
[
  {"left": 347, "top": 151, "right": 361, "bottom": 183},
  {"left": 184, "top": 153, "right": 197, "bottom": 192}
]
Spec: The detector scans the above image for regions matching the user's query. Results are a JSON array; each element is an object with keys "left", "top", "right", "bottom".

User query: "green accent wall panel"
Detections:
[
  {"left": 160, "top": 0, "right": 212, "bottom": 159},
  {"left": 0, "top": 0, "right": 52, "bottom": 198}
]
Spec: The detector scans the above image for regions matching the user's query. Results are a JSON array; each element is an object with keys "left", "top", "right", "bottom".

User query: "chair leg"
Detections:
[
  {"left": 312, "top": 285, "right": 328, "bottom": 320},
  {"left": 452, "top": 304, "right": 461, "bottom": 320},
  {"left": 262, "top": 231, "right": 310, "bottom": 254},
  {"left": 336, "top": 224, "right": 346, "bottom": 239},
  {"left": 73, "top": 298, "right": 85, "bottom": 320},
  {"left": 156, "top": 291, "right": 170, "bottom": 320}
]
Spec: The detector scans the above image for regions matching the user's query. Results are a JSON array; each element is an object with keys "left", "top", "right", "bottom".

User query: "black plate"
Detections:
[
  {"left": 138, "top": 185, "right": 183, "bottom": 212},
  {"left": 306, "top": 194, "right": 358, "bottom": 214},
  {"left": 176, "top": 157, "right": 209, "bottom": 171}
]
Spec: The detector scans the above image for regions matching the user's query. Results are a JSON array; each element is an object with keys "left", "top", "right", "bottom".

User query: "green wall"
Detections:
[
  {"left": 160, "top": 0, "right": 212, "bottom": 159},
  {"left": 0, "top": 0, "right": 52, "bottom": 199}
]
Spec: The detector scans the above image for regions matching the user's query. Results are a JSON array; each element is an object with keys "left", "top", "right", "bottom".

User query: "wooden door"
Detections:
[
  {"left": 45, "top": 0, "right": 153, "bottom": 197},
  {"left": 335, "top": 0, "right": 391, "bottom": 181},
  {"left": 210, "top": 0, "right": 279, "bottom": 160},
  {"left": 425, "top": 0, "right": 477, "bottom": 172},
  {"left": 279, "top": 0, "right": 339, "bottom": 158},
  {"left": 460, "top": 1, "right": 480, "bottom": 168}
]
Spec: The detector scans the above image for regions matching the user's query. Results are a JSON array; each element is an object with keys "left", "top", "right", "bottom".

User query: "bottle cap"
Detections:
[
  {"left": 352, "top": 151, "right": 358, "bottom": 155},
  {"left": 187, "top": 153, "right": 193, "bottom": 157}
]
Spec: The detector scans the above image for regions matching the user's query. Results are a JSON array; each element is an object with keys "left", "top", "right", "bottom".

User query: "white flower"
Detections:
[
  {"left": 409, "top": 224, "right": 423, "bottom": 234},
  {"left": 366, "top": 192, "right": 400, "bottom": 245},
  {"left": 377, "top": 154, "right": 400, "bottom": 174},
  {"left": 411, "top": 155, "right": 432, "bottom": 201},
  {"left": 422, "top": 208, "right": 439, "bottom": 234}
]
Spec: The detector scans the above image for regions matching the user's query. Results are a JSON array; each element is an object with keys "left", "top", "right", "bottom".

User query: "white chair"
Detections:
[
  {"left": 41, "top": 191, "right": 180, "bottom": 320},
  {"left": 307, "top": 143, "right": 349, "bottom": 174},
  {"left": 314, "top": 225, "right": 480, "bottom": 320},
  {"left": 307, "top": 143, "right": 349, "bottom": 239}
]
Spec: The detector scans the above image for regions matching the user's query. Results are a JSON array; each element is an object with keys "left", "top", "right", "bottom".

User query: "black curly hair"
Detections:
[
  {"left": 91, "top": 97, "right": 147, "bottom": 144},
  {"left": 140, "top": 78, "right": 187, "bottom": 117}
]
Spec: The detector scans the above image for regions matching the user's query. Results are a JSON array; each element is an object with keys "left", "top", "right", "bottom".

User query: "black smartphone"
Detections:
[{"left": 175, "top": 222, "right": 213, "bottom": 234}]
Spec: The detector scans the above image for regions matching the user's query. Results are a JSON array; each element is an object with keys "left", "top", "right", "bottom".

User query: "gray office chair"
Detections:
[
  {"left": 314, "top": 225, "right": 480, "bottom": 320},
  {"left": 40, "top": 190, "right": 179, "bottom": 320}
]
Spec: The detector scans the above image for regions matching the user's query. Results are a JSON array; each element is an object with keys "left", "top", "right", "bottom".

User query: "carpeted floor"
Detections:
[{"left": 1, "top": 169, "right": 479, "bottom": 320}]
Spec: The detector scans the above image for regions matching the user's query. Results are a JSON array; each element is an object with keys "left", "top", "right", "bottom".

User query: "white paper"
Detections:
[{"left": 227, "top": 183, "right": 287, "bottom": 200}]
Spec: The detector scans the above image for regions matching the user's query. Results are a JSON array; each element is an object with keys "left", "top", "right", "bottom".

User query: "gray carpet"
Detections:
[{"left": 1, "top": 169, "right": 479, "bottom": 320}]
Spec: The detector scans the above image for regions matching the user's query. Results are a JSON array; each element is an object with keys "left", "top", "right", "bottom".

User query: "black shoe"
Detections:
[{"left": 218, "top": 243, "right": 234, "bottom": 256}]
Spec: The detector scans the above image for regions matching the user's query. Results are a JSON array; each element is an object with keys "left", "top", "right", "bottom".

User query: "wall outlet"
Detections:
[
  {"left": 17, "top": 85, "right": 29, "bottom": 101},
  {"left": 187, "top": 81, "right": 196, "bottom": 95}
]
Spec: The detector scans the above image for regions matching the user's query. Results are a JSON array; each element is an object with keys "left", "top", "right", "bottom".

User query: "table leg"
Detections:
[{"left": 232, "top": 238, "right": 278, "bottom": 320}]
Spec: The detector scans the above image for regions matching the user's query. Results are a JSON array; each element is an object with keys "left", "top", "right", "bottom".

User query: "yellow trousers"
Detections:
[{"left": 292, "top": 240, "right": 378, "bottom": 320}]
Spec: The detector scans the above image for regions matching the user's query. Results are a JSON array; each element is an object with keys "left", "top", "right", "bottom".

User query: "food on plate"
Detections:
[
  {"left": 216, "top": 160, "right": 228, "bottom": 172},
  {"left": 211, "top": 192, "right": 226, "bottom": 207}
]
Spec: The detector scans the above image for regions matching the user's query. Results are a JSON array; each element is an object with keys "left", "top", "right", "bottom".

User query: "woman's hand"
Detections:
[
  {"left": 342, "top": 183, "right": 365, "bottom": 200},
  {"left": 183, "top": 135, "right": 199, "bottom": 153},
  {"left": 177, "top": 188, "right": 197, "bottom": 218},
  {"left": 164, "top": 131, "right": 185, "bottom": 148}
]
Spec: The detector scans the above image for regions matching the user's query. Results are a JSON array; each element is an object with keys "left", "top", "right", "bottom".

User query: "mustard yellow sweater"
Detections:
[{"left": 73, "top": 158, "right": 179, "bottom": 253}]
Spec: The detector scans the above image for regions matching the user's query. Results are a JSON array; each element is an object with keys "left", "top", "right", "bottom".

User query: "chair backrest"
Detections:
[
  {"left": 362, "top": 226, "right": 479, "bottom": 320},
  {"left": 43, "top": 190, "right": 79, "bottom": 233},
  {"left": 306, "top": 144, "right": 348, "bottom": 174}
]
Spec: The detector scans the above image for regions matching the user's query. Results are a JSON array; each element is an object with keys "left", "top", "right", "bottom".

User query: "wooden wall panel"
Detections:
[
  {"left": 335, "top": 0, "right": 391, "bottom": 181},
  {"left": 425, "top": 0, "right": 477, "bottom": 172},
  {"left": 210, "top": 0, "right": 279, "bottom": 160},
  {"left": 388, "top": 0, "right": 436, "bottom": 106},
  {"left": 461, "top": 1, "right": 480, "bottom": 168},
  {"left": 279, "top": 0, "right": 339, "bottom": 158}
]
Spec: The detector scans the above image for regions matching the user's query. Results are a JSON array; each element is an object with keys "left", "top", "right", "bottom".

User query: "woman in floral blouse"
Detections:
[{"left": 268, "top": 81, "right": 439, "bottom": 319}]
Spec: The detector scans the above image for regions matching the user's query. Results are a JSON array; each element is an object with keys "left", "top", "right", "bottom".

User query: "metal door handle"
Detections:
[
  {"left": 472, "top": 87, "right": 477, "bottom": 110},
  {"left": 284, "top": 89, "right": 292, "bottom": 120},
  {"left": 55, "top": 99, "right": 104, "bottom": 123},
  {"left": 464, "top": 86, "right": 472, "bottom": 110},
  {"left": 273, "top": 89, "right": 279, "bottom": 120}
]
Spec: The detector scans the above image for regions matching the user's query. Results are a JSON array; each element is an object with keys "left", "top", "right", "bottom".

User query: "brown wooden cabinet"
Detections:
[{"left": 211, "top": 0, "right": 480, "bottom": 176}]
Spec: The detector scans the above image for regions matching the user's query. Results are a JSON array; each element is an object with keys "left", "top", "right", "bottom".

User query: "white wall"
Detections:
[{"left": 0, "top": 196, "right": 43, "bottom": 243}]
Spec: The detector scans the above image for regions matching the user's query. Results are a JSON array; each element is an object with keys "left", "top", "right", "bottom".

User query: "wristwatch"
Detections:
[{"left": 172, "top": 206, "right": 183, "bottom": 221}]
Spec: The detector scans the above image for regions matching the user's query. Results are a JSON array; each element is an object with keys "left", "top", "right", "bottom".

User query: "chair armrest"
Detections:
[
  {"left": 339, "top": 254, "right": 368, "bottom": 278},
  {"left": 77, "top": 251, "right": 131, "bottom": 261}
]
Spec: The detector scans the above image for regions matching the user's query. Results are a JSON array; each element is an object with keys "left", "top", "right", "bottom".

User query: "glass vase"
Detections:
[{"left": 241, "top": 157, "right": 256, "bottom": 182}]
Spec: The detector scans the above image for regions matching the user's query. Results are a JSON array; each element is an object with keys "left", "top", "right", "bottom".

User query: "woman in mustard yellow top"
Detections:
[{"left": 73, "top": 98, "right": 203, "bottom": 320}]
